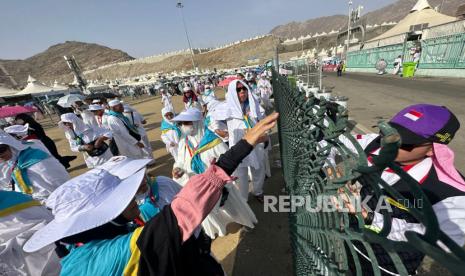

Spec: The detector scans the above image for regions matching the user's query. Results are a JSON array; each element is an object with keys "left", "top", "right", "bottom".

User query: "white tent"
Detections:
[
  {"left": 16, "top": 75, "right": 54, "bottom": 95},
  {"left": 0, "top": 86, "right": 20, "bottom": 97},
  {"left": 367, "top": 0, "right": 456, "bottom": 42},
  {"left": 52, "top": 80, "right": 69, "bottom": 91}
]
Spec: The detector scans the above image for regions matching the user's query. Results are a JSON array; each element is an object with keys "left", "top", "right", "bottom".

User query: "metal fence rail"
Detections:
[
  {"left": 347, "top": 34, "right": 465, "bottom": 70},
  {"left": 282, "top": 59, "right": 322, "bottom": 89},
  {"left": 420, "top": 33, "right": 465, "bottom": 69},
  {"left": 272, "top": 68, "right": 465, "bottom": 275}
]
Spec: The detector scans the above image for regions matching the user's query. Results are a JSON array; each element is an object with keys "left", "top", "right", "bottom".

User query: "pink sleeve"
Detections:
[{"left": 171, "top": 164, "right": 233, "bottom": 242}]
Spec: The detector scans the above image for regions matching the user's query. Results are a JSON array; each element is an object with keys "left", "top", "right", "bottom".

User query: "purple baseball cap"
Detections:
[{"left": 389, "top": 104, "right": 460, "bottom": 145}]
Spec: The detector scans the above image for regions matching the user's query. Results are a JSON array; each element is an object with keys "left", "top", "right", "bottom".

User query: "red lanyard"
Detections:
[{"left": 185, "top": 137, "right": 198, "bottom": 157}]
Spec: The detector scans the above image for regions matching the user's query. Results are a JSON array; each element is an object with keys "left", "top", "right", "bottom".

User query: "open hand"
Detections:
[{"left": 243, "top": 112, "right": 279, "bottom": 146}]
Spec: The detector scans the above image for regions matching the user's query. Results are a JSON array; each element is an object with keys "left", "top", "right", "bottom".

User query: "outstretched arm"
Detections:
[{"left": 171, "top": 112, "right": 279, "bottom": 241}]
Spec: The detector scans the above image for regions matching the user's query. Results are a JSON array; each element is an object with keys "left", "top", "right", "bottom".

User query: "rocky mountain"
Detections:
[
  {"left": 270, "top": 15, "right": 348, "bottom": 39},
  {"left": 85, "top": 35, "right": 281, "bottom": 81},
  {"left": 270, "top": 0, "right": 463, "bottom": 39},
  {"left": 0, "top": 41, "right": 133, "bottom": 88}
]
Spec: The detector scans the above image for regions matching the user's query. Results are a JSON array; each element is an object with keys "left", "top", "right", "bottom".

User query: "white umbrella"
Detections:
[{"left": 57, "top": 94, "right": 85, "bottom": 107}]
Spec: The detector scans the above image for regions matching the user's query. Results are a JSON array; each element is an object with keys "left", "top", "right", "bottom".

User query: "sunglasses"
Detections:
[
  {"left": 236, "top": 86, "right": 247, "bottom": 93},
  {"left": 399, "top": 143, "right": 432, "bottom": 152}
]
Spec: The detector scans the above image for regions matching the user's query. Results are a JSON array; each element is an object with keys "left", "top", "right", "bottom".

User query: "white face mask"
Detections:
[{"left": 181, "top": 125, "right": 195, "bottom": 136}]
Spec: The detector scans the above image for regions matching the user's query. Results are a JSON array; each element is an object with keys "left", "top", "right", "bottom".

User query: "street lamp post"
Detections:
[
  {"left": 176, "top": 1, "right": 197, "bottom": 71},
  {"left": 346, "top": 0, "right": 353, "bottom": 60}
]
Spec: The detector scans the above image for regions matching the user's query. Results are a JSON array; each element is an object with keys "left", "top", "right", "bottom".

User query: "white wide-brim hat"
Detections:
[
  {"left": 23, "top": 158, "right": 151, "bottom": 253},
  {"left": 96, "top": 156, "right": 152, "bottom": 179},
  {"left": 172, "top": 108, "right": 202, "bottom": 122}
]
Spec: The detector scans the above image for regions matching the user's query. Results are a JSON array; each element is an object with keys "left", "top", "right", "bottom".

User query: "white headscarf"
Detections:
[
  {"left": 4, "top": 124, "right": 29, "bottom": 138},
  {"left": 59, "top": 113, "right": 90, "bottom": 135},
  {"left": 206, "top": 100, "right": 229, "bottom": 121},
  {"left": 0, "top": 130, "right": 27, "bottom": 151},
  {"left": 162, "top": 106, "right": 175, "bottom": 123},
  {"left": 226, "top": 80, "right": 260, "bottom": 120},
  {"left": 0, "top": 131, "right": 27, "bottom": 186}
]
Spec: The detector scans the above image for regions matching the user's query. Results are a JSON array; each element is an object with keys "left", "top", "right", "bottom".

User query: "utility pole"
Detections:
[
  {"left": 64, "top": 56, "right": 88, "bottom": 93},
  {"left": 176, "top": 1, "right": 197, "bottom": 72},
  {"left": 301, "top": 39, "right": 304, "bottom": 56},
  {"left": 346, "top": 0, "right": 353, "bottom": 60},
  {"left": 440, "top": 0, "right": 446, "bottom": 13}
]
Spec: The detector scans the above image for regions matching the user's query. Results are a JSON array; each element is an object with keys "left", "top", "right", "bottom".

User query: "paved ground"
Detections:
[
  {"left": 40, "top": 90, "right": 292, "bottom": 276},
  {"left": 325, "top": 72, "right": 465, "bottom": 172}
]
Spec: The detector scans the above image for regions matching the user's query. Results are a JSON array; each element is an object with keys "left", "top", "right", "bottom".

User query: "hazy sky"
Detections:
[{"left": 0, "top": 0, "right": 395, "bottom": 59}]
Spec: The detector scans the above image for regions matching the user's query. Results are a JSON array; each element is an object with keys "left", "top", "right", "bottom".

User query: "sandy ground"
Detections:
[{"left": 40, "top": 89, "right": 293, "bottom": 276}]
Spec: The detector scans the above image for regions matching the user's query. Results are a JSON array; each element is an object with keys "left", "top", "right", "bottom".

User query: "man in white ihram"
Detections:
[{"left": 105, "top": 99, "right": 147, "bottom": 159}]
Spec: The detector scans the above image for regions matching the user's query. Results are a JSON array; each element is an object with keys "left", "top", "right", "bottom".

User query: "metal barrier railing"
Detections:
[
  {"left": 283, "top": 59, "right": 322, "bottom": 90},
  {"left": 272, "top": 68, "right": 465, "bottom": 275}
]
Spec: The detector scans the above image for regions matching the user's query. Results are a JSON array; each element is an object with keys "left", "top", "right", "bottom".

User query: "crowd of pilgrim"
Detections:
[{"left": 0, "top": 71, "right": 275, "bottom": 275}]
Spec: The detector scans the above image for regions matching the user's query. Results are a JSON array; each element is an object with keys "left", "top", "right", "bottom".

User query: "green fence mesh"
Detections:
[{"left": 272, "top": 68, "right": 465, "bottom": 275}]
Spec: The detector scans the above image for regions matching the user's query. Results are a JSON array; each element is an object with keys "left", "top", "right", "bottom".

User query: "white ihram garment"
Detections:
[
  {"left": 160, "top": 106, "right": 180, "bottom": 162},
  {"left": 105, "top": 115, "right": 146, "bottom": 159},
  {"left": 124, "top": 109, "right": 153, "bottom": 159},
  {"left": 225, "top": 80, "right": 266, "bottom": 200},
  {"left": 0, "top": 202, "right": 61, "bottom": 276},
  {"left": 0, "top": 133, "right": 70, "bottom": 203},
  {"left": 161, "top": 93, "right": 173, "bottom": 109},
  {"left": 80, "top": 110, "right": 99, "bottom": 129},
  {"left": 173, "top": 121, "right": 257, "bottom": 239},
  {"left": 257, "top": 78, "right": 273, "bottom": 109},
  {"left": 60, "top": 113, "right": 113, "bottom": 168}
]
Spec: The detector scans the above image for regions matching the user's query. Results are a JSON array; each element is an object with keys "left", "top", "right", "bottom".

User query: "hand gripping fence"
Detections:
[{"left": 271, "top": 69, "right": 465, "bottom": 275}]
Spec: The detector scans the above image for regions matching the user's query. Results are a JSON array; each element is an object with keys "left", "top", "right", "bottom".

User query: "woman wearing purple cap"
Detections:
[{"left": 332, "top": 104, "right": 465, "bottom": 275}]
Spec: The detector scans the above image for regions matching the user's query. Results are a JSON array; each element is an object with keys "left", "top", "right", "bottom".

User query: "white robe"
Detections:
[
  {"left": 80, "top": 110, "right": 99, "bottom": 129},
  {"left": 225, "top": 80, "right": 267, "bottom": 199},
  {"left": 62, "top": 115, "right": 113, "bottom": 168},
  {"left": 161, "top": 122, "right": 180, "bottom": 163},
  {"left": 0, "top": 202, "right": 61, "bottom": 276},
  {"left": 0, "top": 134, "right": 70, "bottom": 203},
  {"left": 174, "top": 123, "right": 257, "bottom": 239},
  {"left": 225, "top": 80, "right": 265, "bottom": 169},
  {"left": 184, "top": 100, "right": 202, "bottom": 111},
  {"left": 202, "top": 90, "right": 217, "bottom": 105},
  {"left": 257, "top": 78, "right": 273, "bottom": 108},
  {"left": 124, "top": 110, "right": 153, "bottom": 159},
  {"left": 105, "top": 115, "right": 146, "bottom": 159},
  {"left": 161, "top": 94, "right": 173, "bottom": 109}
]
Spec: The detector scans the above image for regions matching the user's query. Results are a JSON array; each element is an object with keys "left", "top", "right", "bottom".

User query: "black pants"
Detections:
[{"left": 337, "top": 70, "right": 342, "bottom": 76}]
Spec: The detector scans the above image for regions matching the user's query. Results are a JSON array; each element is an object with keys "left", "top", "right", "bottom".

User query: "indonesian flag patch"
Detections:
[{"left": 404, "top": 110, "right": 423, "bottom": 121}]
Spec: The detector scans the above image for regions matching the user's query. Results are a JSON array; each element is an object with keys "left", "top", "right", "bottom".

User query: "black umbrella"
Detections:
[{"left": 85, "top": 92, "right": 119, "bottom": 101}]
